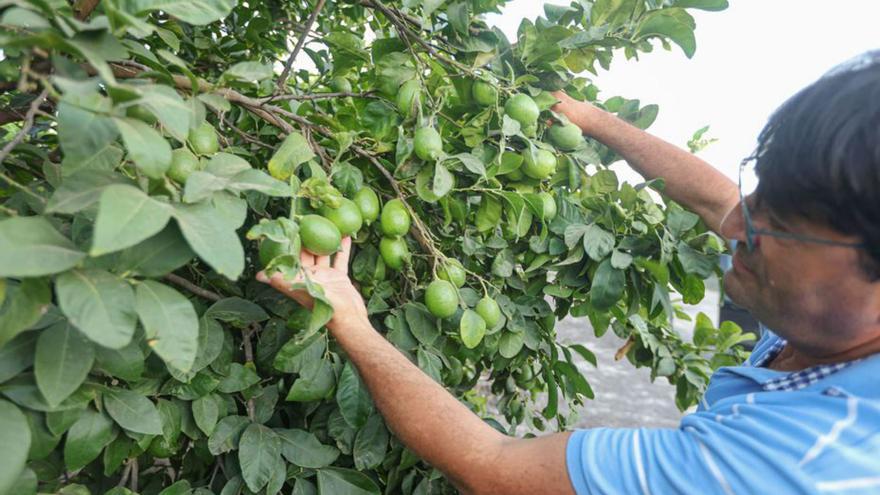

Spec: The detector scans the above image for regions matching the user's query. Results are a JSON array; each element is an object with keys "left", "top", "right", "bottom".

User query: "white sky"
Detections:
[{"left": 486, "top": 0, "right": 880, "bottom": 184}]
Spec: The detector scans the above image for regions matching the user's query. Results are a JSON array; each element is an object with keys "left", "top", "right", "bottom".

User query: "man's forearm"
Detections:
[
  {"left": 331, "top": 315, "right": 507, "bottom": 491},
  {"left": 565, "top": 100, "right": 739, "bottom": 234}
]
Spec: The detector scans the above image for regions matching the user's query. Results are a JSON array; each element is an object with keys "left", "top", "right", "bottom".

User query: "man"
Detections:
[{"left": 258, "top": 52, "right": 880, "bottom": 494}]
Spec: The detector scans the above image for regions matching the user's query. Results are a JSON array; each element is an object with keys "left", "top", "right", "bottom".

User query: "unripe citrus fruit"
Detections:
[
  {"left": 504, "top": 93, "right": 540, "bottom": 126},
  {"left": 353, "top": 187, "right": 380, "bottom": 225},
  {"left": 329, "top": 76, "right": 352, "bottom": 93},
  {"left": 472, "top": 81, "right": 498, "bottom": 106},
  {"left": 547, "top": 122, "right": 583, "bottom": 150},
  {"left": 438, "top": 259, "right": 466, "bottom": 287},
  {"left": 396, "top": 79, "right": 421, "bottom": 118},
  {"left": 475, "top": 296, "right": 502, "bottom": 328},
  {"left": 319, "top": 198, "right": 363, "bottom": 236},
  {"left": 188, "top": 123, "right": 219, "bottom": 155},
  {"left": 380, "top": 198, "right": 411, "bottom": 237},
  {"left": 522, "top": 149, "right": 557, "bottom": 180},
  {"left": 538, "top": 191, "right": 557, "bottom": 220},
  {"left": 413, "top": 127, "right": 443, "bottom": 161},
  {"left": 379, "top": 236, "right": 409, "bottom": 270},
  {"left": 299, "top": 215, "right": 342, "bottom": 256},
  {"left": 425, "top": 279, "right": 458, "bottom": 318},
  {"left": 168, "top": 148, "right": 200, "bottom": 183},
  {"left": 259, "top": 238, "right": 290, "bottom": 268}
]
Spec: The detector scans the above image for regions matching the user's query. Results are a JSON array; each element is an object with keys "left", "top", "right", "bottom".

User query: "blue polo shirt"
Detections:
[{"left": 566, "top": 328, "right": 880, "bottom": 494}]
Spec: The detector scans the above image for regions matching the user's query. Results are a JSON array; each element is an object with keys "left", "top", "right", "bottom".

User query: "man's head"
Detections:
[{"left": 720, "top": 51, "right": 880, "bottom": 357}]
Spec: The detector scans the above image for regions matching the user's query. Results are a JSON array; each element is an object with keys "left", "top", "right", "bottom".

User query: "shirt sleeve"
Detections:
[{"left": 566, "top": 427, "right": 733, "bottom": 495}]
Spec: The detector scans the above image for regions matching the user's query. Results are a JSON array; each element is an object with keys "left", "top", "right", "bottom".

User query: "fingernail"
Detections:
[{"left": 256, "top": 271, "right": 269, "bottom": 283}]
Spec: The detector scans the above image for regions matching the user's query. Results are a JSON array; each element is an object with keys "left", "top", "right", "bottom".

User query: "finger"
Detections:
[
  {"left": 316, "top": 254, "right": 331, "bottom": 267},
  {"left": 334, "top": 237, "right": 353, "bottom": 274},
  {"left": 300, "top": 249, "right": 315, "bottom": 267}
]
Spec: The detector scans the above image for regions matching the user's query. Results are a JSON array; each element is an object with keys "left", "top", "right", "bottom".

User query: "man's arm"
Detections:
[
  {"left": 552, "top": 91, "right": 740, "bottom": 235},
  {"left": 259, "top": 242, "right": 576, "bottom": 495}
]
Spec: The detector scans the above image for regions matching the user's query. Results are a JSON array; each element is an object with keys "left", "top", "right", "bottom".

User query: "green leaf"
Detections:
[
  {"left": 56, "top": 269, "right": 137, "bottom": 349},
  {"left": 113, "top": 223, "right": 194, "bottom": 277},
  {"left": 0, "top": 400, "right": 30, "bottom": 495},
  {"left": 205, "top": 297, "right": 269, "bottom": 326},
  {"left": 57, "top": 94, "right": 118, "bottom": 164},
  {"left": 223, "top": 61, "right": 273, "bottom": 82},
  {"left": 173, "top": 202, "right": 245, "bottom": 280},
  {"left": 0, "top": 217, "right": 86, "bottom": 277},
  {"left": 677, "top": 241, "right": 716, "bottom": 278},
  {"left": 403, "top": 303, "right": 439, "bottom": 347},
  {"left": 268, "top": 132, "right": 315, "bottom": 181},
  {"left": 114, "top": 117, "right": 172, "bottom": 179},
  {"left": 635, "top": 8, "right": 697, "bottom": 58},
  {"left": 46, "top": 170, "right": 129, "bottom": 214},
  {"left": 191, "top": 317, "right": 225, "bottom": 373},
  {"left": 674, "top": 0, "right": 728, "bottom": 11},
  {"left": 35, "top": 322, "right": 94, "bottom": 408},
  {"left": 583, "top": 224, "right": 615, "bottom": 261},
  {"left": 94, "top": 342, "right": 144, "bottom": 381},
  {"left": 192, "top": 394, "right": 219, "bottom": 436},
  {"left": 208, "top": 415, "right": 249, "bottom": 455},
  {"left": 216, "top": 363, "right": 260, "bottom": 393},
  {"left": 0, "top": 278, "right": 50, "bottom": 349},
  {"left": 239, "top": 423, "right": 281, "bottom": 493},
  {"left": 64, "top": 409, "right": 117, "bottom": 471},
  {"left": 317, "top": 467, "right": 380, "bottom": 495},
  {"left": 135, "top": 280, "right": 199, "bottom": 371},
  {"left": 475, "top": 196, "right": 502, "bottom": 232},
  {"left": 0, "top": 333, "right": 37, "bottom": 384},
  {"left": 104, "top": 389, "right": 163, "bottom": 435},
  {"left": 286, "top": 358, "right": 335, "bottom": 402},
  {"left": 277, "top": 428, "right": 340, "bottom": 469},
  {"left": 129, "top": 0, "right": 237, "bottom": 25},
  {"left": 335, "top": 362, "right": 373, "bottom": 429},
  {"left": 590, "top": 259, "right": 625, "bottom": 310},
  {"left": 353, "top": 414, "right": 388, "bottom": 471},
  {"left": 498, "top": 331, "right": 524, "bottom": 358},
  {"left": 459, "top": 309, "right": 486, "bottom": 349},
  {"left": 91, "top": 185, "right": 172, "bottom": 255},
  {"left": 137, "top": 85, "right": 192, "bottom": 142}
]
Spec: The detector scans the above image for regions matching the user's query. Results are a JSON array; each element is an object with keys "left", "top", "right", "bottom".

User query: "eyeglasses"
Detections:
[{"left": 737, "top": 157, "right": 868, "bottom": 252}]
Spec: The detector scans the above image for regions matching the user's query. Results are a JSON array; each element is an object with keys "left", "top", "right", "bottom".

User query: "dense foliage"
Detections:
[{"left": 0, "top": 0, "right": 751, "bottom": 493}]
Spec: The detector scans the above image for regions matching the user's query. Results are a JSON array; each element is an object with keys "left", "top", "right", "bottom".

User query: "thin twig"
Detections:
[
  {"left": 258, "top": 91, "right": 376, "bottom": 102},
  {"left": 130, "top": 457, "right": 139, "bottom": 493},
  {"left": 117, "top": 459, "right": 133, "bottom": 487},
  {"left": 0, "top": 88, "right": 49, "bottom": 204},
  {"left": 276, "top": 0, "right": 326, "bottom": 92},
  {"left": 614, "top": 335, "right": 636, "bottom": 361},
  {"left": 164, "top": 274, "right": 223, "bottom": 302}
]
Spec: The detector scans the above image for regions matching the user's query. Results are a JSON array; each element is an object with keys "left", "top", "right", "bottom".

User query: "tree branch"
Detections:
[
  {"left": 276, "top": 0, "right": 326, "bottom": 92},
  {"left": 0, "top": 88, "right": 49, "bottom": 204},
  {"left": 164, "top": 274, "right": 223, "bottom": 302},
  {"left": 258, "top": 90, "right": 376, "bottom": 102}
]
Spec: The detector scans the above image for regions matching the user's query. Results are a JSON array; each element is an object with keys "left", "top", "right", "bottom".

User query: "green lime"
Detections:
[
  {"left": 522, "top": 149, "right": 557, "bottom": 180},
  {"left": 515, "top": 362, "right": 534, "bottom": 386},
  {"left": 147, "top": 436, "right": 179, "bottom": 458},
  {"left": 299, "top": 215, "right": 342, "bottom": 255},
  {"left": 538, "top": 191, "right": 557, "bottom": 221},
  {"left": 188, "top": 123, "right": 219, "bottom": 155},
  {"left": 126, "top": 104, "right": 157, "bottom": 125},
  {"left": 380, "top": 198, "right": 411, "bottom": 237},
  {"left": 329, "top": 76, "right": 352, "bottom": 93},
  {"left": 547, "top": 122, "right": 583, "bottom": 150},
  {"left": 472, "top": 81, "right": 498, "bottom": 106},
  {"left": 413, "top": 127, "right": 443, "bottom": 161},
  {"left": 319, "top": 198, "right": 363, "bottom": 236},
  {"left": 168, "top": 148, "right": 200, "bottom": 183},
  {"left": 475, "top": 296, "right": 501, "bottom": 328},
  {"left": 379, "top": 236, "right": 409, "bottom": 270},
  {"left": 438, "top": 259, "right": 466, "bottom": 288},
  {"left": 259, "top": 238, "right": 290, "bottom": 267},
  {"left": 396, "top": 79, "right": 421, "bottom": 118},
  {"left": 353, "top": 187, "right": 380, "bottom": 225},
  {"left": 425, "top": 279, "right": 458, "bottom": 319},
  {"left": 504, "top": 93, "right": 540, "bottom": 126}
]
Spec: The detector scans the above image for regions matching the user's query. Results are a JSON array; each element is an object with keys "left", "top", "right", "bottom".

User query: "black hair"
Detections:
[{"left": 753, "top": 50, "right": 880, "bottom": 280}]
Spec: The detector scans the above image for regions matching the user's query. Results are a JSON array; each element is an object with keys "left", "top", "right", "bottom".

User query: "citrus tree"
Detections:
[{"left": 0, "top": 0, "right": 752, "bottom": 493}]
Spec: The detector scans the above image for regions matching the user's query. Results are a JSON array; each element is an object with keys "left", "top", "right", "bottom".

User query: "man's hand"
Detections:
[
  {"left": 256, "top": 237, "right": 369, "bottom": 332},
  {"left": 550, "top": 90, "right": 598, "bottom": 132}
]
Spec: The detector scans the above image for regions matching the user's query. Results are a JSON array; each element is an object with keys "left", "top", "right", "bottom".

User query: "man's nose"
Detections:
[{"left": 719, "top": 201, "right": 748, "bottom": 243}]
